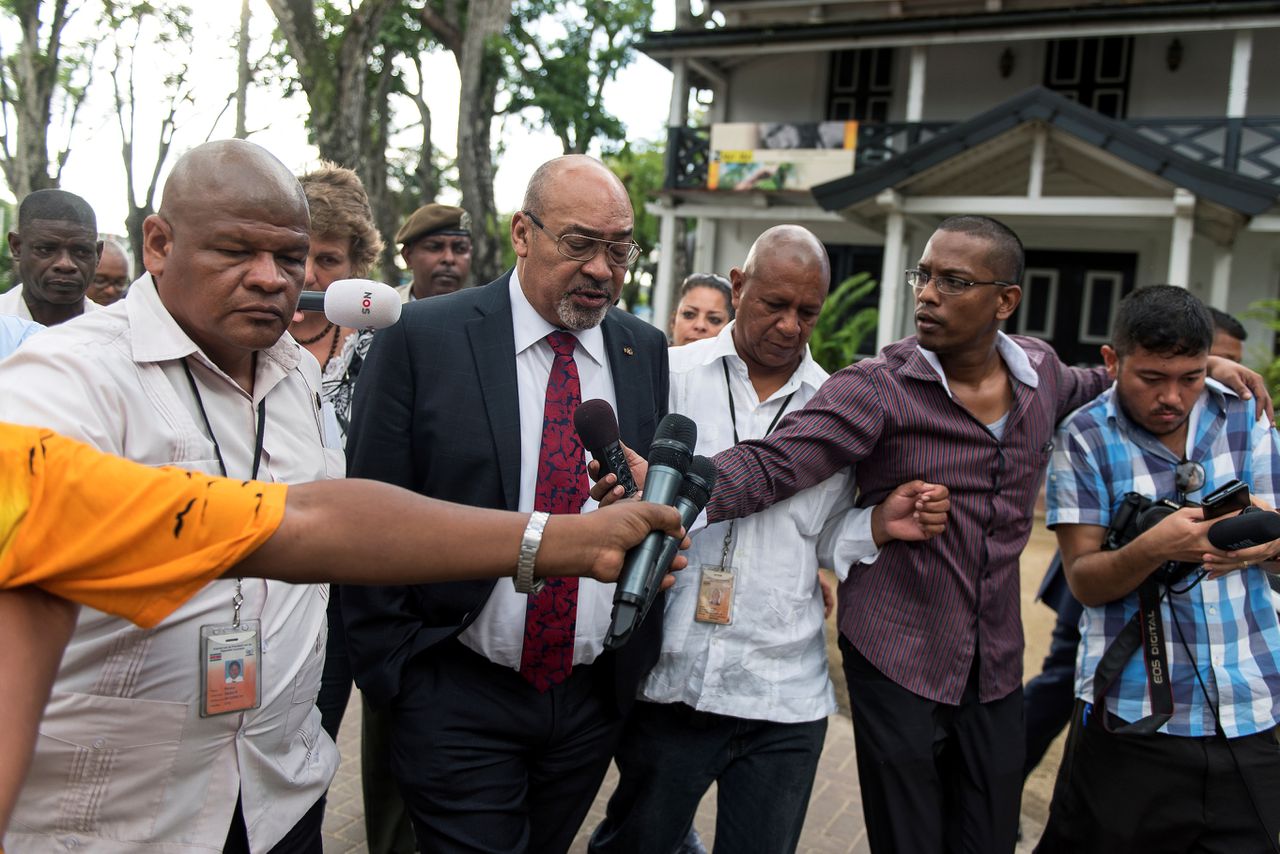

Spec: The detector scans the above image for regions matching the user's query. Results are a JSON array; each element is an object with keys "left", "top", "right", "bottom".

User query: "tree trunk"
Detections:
[
  {"left": 453, "top": 0, "right": 511, "bottom": 283},
  {"left": 235, "top": 0, "right": 251, "bottom": 139},
  {"left": 0, "top": 0, "right": 72, "bottom": 198}
]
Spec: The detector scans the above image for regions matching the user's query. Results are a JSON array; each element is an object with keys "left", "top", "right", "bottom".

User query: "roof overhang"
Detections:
[
  {"left": 810, "top": 87, "right": 1280, "bottom": 237},
  {"left": 641, "top": 1, "right": 1280, "bottom": 63}
]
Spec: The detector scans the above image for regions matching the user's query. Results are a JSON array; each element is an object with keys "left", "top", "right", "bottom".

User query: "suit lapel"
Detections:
[
  {"left": 466, "top": 277, "right": 522, "bottom": 511},
  {"left": 602, "top": 313, "right": 647, "bottom": 448}
]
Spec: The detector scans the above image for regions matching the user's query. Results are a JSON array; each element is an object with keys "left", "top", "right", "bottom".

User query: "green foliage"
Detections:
[
  {"left": 808, "top": 272, "right": 879, "bottom": 374},
  {"left": 1245, "top": 299, "right": 1280, "bottom": 400},
  {"left": 501, "top": 0, "right": 651, "bottom": 154},
  {"left": 602, "top": 138, "right": 663, "bottom": 310}
]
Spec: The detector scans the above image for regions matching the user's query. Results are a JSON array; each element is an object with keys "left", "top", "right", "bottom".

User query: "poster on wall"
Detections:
[{"left": 707, "top": 121, "right": 858, "bottom": 191}]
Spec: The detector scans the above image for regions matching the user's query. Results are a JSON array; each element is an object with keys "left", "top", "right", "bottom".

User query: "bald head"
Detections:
[
  {"left": 512, "top": 155, "right": 635, "bottom": 330},
  {"left": 521, "top": 154, "right": 629, "bottom": 216},
  {"left": 142, "top": 139, "right": 313, "bottom": 388},
  {"left": 159, "top": 140, "right": 308, "bottom": 229},
  {"left": 730, "top": 225, "right": 831, "bottom": 381},
  {"left": 741, "top": 225, "right": 831, "bottom": 291}
]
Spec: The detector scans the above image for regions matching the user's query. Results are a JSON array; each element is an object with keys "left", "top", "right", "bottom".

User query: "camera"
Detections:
[{"left": 1103, "top": 480, "right": 1251, "bottom": 585}]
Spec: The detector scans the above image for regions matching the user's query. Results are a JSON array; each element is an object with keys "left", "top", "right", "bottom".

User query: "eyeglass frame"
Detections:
[
  {"left": 905, "top": 268, "right": 1018, "bottom": 296},
  {"left": 521, "top": 210, "right": 642, "bottom": 269}
]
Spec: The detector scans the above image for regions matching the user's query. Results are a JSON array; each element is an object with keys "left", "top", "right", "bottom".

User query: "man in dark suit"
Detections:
[{"left": 343, "top": 155, "right": 669, "bottom": 853}]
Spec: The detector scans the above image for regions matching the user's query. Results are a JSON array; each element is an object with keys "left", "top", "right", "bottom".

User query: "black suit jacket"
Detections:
[{"left": 342, "top": 272, "right": 669, "bottom": 711}]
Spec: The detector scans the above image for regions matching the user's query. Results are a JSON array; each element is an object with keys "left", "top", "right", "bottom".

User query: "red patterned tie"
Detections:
[{"left": 519, "top": 330, "right": 587, "bottom": 691}]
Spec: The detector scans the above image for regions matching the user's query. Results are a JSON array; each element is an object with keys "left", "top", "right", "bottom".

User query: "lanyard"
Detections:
[
  {"left": 182, "top": 360, "right": 267, "bottom": 627},
  {"left": 718, "top": 360, "right": 796, "bottom": 567}
]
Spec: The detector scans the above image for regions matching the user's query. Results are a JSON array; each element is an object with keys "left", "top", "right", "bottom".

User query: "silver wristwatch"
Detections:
[{"left": 514, "top": 511, "right": 550, "bottom": 594}]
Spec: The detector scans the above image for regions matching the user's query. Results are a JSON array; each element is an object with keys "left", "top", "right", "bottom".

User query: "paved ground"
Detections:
[{"left": 323, "top": 522, "right": 1063, "bottom": 853}]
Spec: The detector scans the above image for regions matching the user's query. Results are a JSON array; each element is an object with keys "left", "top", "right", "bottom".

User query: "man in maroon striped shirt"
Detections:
[{"left": 695, "top": 216, "right": 1269, "bottom": 854}]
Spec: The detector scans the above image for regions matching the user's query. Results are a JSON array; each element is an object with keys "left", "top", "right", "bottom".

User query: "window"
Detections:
[
  {"left": 829, "top": 48, "right": 894, "bottom": 123},
  {"left": 1044, "top": 37, "right": 1132, "bottom": 119},
  {"left": 1015, "top": 269, "right": 1059, "bottom": 338},
  {"left": 1079, "top": 271, "right": 1124, "bottom": 344}
]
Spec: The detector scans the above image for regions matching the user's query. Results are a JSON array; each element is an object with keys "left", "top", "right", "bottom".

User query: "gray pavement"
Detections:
[{"left": 322, "top": 523, "right": 1061, "bottom": 852}]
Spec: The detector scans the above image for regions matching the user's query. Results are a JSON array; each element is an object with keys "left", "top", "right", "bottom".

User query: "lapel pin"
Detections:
[{"left": 623, "top": 346, "right": 634, "bottom": 356}]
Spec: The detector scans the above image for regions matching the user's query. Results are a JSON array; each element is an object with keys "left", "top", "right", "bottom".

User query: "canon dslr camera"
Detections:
[{"left": 1103, "top": 480, "right": 1251, "bottom": 585}]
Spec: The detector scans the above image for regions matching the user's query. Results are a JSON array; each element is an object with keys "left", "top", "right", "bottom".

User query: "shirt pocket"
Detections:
[
  {"left": 275, "top": 619, "right": 329, "bottom": 780},
  {"left": 15, "top": 692, "right": 186, "bottom": 841}
]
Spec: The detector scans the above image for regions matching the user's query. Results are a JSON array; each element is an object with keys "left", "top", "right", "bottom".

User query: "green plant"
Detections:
[{"left": 808, "top": 272, "right": 879, "bottom": 374}]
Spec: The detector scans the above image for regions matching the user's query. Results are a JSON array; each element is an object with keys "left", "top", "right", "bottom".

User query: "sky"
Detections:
[{"left": 35, "top": 0, "right": 676, "bottom": 236}]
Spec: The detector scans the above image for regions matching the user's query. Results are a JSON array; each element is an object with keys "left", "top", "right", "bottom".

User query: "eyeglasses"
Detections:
[
  {"left": 906, "top": 269, "right": 1016, "bottom": 296},
  {"left": 1175, "top": 459, "right": 1206, "bottom": 498},
  {"left": 523, "top": 210, "right": 641, "bottom": 269}
]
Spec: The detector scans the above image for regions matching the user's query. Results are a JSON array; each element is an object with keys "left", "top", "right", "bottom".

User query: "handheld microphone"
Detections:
[
  {"left": 604, "top": 413, "right": 697, "bottom": 650},
  {"left": 1207, "top": 507, "right": 1280, "bottom": 551},
  {"left": 637, "top": 455, "right": 717, "bottom": 625},
  {"left": 574, "top": 399, "right": 639, "bottom": 498},
  {"left": 295, "top": 279, "right": 402, "bottom": 331}
]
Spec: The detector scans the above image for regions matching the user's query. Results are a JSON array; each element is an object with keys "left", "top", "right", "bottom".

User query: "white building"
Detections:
[{"left": 642, "top": 0, "right": 1280, "bottom": 362}]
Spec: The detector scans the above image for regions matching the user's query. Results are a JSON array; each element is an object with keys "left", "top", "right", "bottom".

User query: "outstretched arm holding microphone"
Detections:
[{"left": 0, "top": 422, "right": 688, "bottom": 840}]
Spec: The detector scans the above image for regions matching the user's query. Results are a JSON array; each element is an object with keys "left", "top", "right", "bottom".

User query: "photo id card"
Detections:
[
  {"left": 695, "top": 565, "right": 735, "bottom": 625},
  {"left": 200, "top": 621, "right": 262, "bottom": 717}
]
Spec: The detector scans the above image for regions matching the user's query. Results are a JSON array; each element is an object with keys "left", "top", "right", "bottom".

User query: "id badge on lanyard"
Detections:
[{"left": 183, "top": 360, "right": 268, "bottom": 717}]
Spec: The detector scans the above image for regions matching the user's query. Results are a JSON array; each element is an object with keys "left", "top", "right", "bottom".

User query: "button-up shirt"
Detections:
[
  {"left": 640, "top": 324, "right": 875, "bottom": 722},
  {"left": 0, "top": 314, "right": 42, "bottom": 359},
  {"left": 0, "top": 282, "right": 99, "bottom": 321},
  {"left": 458, "top": 270, "right": 620, "bottom": 670},
  {"left": 708, "top": 333, "right": 1110, "bottom": 704},
  {"left": 1047, "top": 381, "right": 1280, "bottom": 737},
  {"left": 0, "top": 274, "right": 342, "bottom": 852}
]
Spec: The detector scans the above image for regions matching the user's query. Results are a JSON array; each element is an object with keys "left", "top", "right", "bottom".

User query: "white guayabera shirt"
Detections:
[
  {"left": 0, "top": 274, "right": 344, "bottom": 853},
  {"left": 639, "top": 322, "right": 879, "bottom": 723}
]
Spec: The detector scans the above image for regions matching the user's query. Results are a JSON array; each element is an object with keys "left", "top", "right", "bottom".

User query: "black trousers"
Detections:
[
  {"left": 1035, "top": 700, "right": 1280, "bottom": 854},
  {"left": 1021, "top": 601, "right": 1082, "bottom": 778},
  {"left": 390, "top": 641, "right": 624, "bottom": 854},
  {"left": 223, "top": 793, "right": 325, "bottom": 854},
  {"left": 839, "top": 636, "right": 1023, "bottom": 854}
]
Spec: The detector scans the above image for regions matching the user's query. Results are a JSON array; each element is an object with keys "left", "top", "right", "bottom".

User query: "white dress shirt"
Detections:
[
  {"left": 639, "top": 324, "right": 878, "bottom": 723},
  {"left": 0, "top": 282, "right": 100, "bottom": 321},
  {"left": 458, "top": 270, "right": 620, "bottom": 669},
  {"left": 0, "top": 274, "right": 342, "bottom": 853}
]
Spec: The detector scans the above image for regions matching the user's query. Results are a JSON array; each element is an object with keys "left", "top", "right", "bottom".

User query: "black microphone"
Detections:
[
  {"left": 637, "top": 455, "right": 717, "bottom": 625},
  {"left": 604, "top": 413, "right": 697, "bottom": 650},
  {"left": 574, "top": 399, "right": 638, "bottom": 499},
  {"left": 1207, "top": 507, "right": 1280, "bottom": 551}
]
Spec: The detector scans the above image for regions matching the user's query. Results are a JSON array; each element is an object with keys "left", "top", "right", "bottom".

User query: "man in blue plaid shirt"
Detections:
[{"left": 1037, "top": 284, "right": 1280, "bottom": 853}]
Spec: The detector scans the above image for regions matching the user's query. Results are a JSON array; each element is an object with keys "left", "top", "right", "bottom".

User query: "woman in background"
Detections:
[{"left": 670, "top": 273, "right": 733, "bottom": 346}]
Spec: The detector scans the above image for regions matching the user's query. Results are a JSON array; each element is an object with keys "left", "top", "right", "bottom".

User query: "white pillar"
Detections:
[
  {"left": 653, "top": 210, "right": 680, "bottom": 332},
  {"left": 693, "top": 216, "right": 718, "bottom": 274},
  {"left": 669, "top": 58, "right": 689, "bottom": 126},
  {"left": 1027, "top": 125, "right": 1047, "bottom": 199},
  {"left": 1167, "top": 189, "right": 1196, "bottom": 287},
  {"left": 1210, "top": 244, "right": 1234, "bottom": 309},
  {"left": 906, "top": 46, "right": 926, "bottom": 123},
  {"left": 1228, "top": 31, "right": 1252, "bottom": 118},
  {"left": 877, "top": 191, "right": 906, "bottom": 352}
]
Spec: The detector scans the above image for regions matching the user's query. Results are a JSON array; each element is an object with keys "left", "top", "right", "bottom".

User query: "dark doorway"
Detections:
[{"left": 1007, "top": 250, "right": 1137, "bottom": 365}]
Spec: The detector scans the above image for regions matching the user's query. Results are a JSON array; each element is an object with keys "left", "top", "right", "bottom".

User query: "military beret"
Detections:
[{"left": 396, "top": 203, "right": 471, "bottom": 246}]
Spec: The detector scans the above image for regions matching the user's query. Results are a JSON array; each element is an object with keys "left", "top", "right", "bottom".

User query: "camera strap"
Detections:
[{"left": 1091, "top": 577, "right": 1174, "bottom": 735}]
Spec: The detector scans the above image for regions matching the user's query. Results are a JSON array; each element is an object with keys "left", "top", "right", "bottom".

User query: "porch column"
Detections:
[
  {"left": 906, "top": 47, "right": 926, "bottom": 123},
  {"left": 877, "top": 190, "right": 907, "bottom": 353},
  {"left": 1210, "top": 244, "right": 1234, "bottom": 310},
  {"left": 1167, "top": 189, "right": 1195, "bottom": 287},
  {"left": 653, "top": 208, "right": 680, "bottom": 331},
  {"left": 693, "top": 216, "right": 718, "bottom": 274},
  {"left": 1228, "top": 31, "right": 1252, "bottom": 118}
]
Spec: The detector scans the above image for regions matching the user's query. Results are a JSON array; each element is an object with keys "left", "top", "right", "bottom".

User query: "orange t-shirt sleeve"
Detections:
[{"left": 0, "top": 424, "right": 288, "bottom": 628}]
